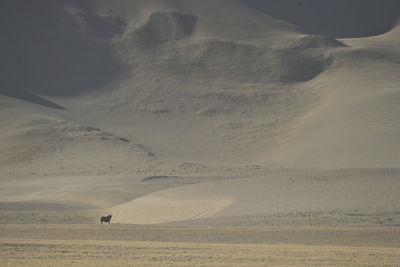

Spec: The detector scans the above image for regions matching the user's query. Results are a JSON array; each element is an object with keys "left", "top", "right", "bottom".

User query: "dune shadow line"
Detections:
[{"left": 1, "top": 90, "right": 66, "bottom": 110}]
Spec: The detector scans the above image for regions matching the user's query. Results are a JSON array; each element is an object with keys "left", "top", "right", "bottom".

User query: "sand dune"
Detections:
[
  {"left": 112, "top": 192, "right": 234, "bottom": 224},
  {"left": 239, "top": 0, "right": 400, "bottom": 38},
  {"left": 268, "top": 24, "right": 400, "bottom": 168},
  {"left": 1, "top": 0, "right": 399, "bottom": 207},
  {"left": 110, "top": 168, "right": 400, "bottom": 225},
  {"left": 0, "top": 0, "right": 124, "bottom": 98},
  {"left": 0, "top": 99, "right": 154, "bottom": 178}
]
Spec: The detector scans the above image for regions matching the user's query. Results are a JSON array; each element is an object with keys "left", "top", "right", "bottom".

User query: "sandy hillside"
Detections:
[
  {"left": 0, "top": 0, "right": 399, "bottom": 221},
  {"left": 3, "top": 0, "right": 399, "bottom": 170}
]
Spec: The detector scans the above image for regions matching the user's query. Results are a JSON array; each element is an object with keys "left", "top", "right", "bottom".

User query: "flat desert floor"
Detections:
[
  {"left": 1, "top": 168, "right": 399, "bottom": 266},
  {"left": 1, "top": 224, "right": 400, "bottom": 266}
]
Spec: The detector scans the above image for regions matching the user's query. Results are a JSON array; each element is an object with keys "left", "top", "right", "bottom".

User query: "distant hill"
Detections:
[
  {"left": 239, "top": 0, "right": 400, "bottom": 37},
  {"left": 0, "top": 0, "right": 399, "bottom": 176}
]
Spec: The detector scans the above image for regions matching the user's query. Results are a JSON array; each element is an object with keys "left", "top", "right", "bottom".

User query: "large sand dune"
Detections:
[
  {"left": 1, "top": 0, "right": 400, "bottom": 214},
  {"left": 109, "top": 168, "right": 400, "bottom": 225}
]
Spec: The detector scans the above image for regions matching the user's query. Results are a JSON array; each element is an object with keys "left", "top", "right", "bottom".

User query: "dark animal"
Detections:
[{"left": 100, "top": 215, "right": 112, "bottom": 224}]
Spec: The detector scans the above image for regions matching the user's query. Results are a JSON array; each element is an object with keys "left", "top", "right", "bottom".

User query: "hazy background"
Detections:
[
  {"left": 1, "top": 0, "right": 399, "bottom": 104},
  {"left": 239, "top": 0, "right": 400, "bottom": 37}
]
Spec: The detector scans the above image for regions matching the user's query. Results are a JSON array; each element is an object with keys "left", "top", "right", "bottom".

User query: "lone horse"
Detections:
[{"left": 100, "top": 215, "right": 112, "bottom": 224}]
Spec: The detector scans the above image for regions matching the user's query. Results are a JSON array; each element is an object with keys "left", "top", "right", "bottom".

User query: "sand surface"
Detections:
[
  {"left": 1, "top": 0, "right": 400, "bottom": 265},
  {"left": 2, "top": 240, "right": 400, "bottom": 266},
  {"left": 1, "top": 224, "right": 399, "bottom": 266}
]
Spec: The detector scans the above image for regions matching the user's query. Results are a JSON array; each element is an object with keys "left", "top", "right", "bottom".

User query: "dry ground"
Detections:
[{"left": 1, "top": 224, "right": 399, "bottom": 266}]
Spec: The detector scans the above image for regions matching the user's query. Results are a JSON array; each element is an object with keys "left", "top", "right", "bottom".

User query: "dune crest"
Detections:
[{"left": 124, "top": 11, "right": 197, "bottom": 45}]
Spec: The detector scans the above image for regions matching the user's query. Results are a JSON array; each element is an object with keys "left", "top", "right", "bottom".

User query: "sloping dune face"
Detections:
[
  {"left": 1, "top": 0, "right": 398, "bottom": 170},
  {"left": 111, "top": 168, "right": 400, "bottom": 225},
  {"left": 100, "top": 1, "right": 350, "bottom": 163},
  {"left": 156, "top": 38, "right": 335, "bottom": 83},
  {"left": 128, "top": 11, "right": 197, "bottom": 45},
  {"left": 0, "top": 108, "right": 154, "bottom": 177},
  {"left": 112, "top": 190, "right": 234, "bottom": 224},
  {"left": 239, "top": 0, "right": 400, "bottom": 38},
  {"left": 0, "top": 0, "right": 124, "bottom": 97},
  {"left": 267, "top": 25, "right": 400, "bottom": 168},
  {"left": 120, "top": 36, "right": 336, "bottom": 86}
]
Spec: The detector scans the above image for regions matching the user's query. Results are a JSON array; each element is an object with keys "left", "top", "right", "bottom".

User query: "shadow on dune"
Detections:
[
  {"left": 0, "top": 90, "right": 66, "bottom": 110},
  {"left": 128, "top": 11, "right": 197, "bottom": 46},
  {"left": 239, "top": 0, "right": 400, "bottom": 38},
  {"left": 0, "top": 0, "right": 125, "bottom": 102}
]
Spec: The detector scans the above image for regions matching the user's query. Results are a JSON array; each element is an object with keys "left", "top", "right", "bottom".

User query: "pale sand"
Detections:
[
  {"left": 1, "top": 224, "right": 399, "bottom": 266},
  {"left": 111, "top": 193, "right": 234, "bottom": 224},
  {"left": 2, "top": 239, "right": 400, "bottom": 266},
  {"left": 107, "top": 168, "right": 400, "bottom": 225}
]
